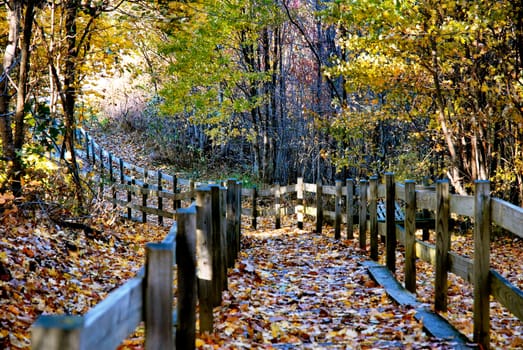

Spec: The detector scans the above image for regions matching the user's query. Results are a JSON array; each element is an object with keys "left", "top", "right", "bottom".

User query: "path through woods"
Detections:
[{"left": 194, "top": 218, "right": 464, "bottom": 349}]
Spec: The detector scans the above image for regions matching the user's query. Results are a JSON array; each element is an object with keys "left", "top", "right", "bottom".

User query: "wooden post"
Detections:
[
  {"left": 119, "top": 158, "right": 124, "bottom": 184},
  {"left": 158, "top": 171, "right": 164, "bottom": 226},
  {"left": 110, "top": 154, "right": 116, "bottom": 209},
  {"left": 404, "top": 180, "right": 417, "bottom": 294},
  {"left": 31, "top": 315, "right": 83, "bottom": 350},
  {"left": 359, "top": 179, "right": 368, "bottom": 251},
  {"left": 275, "top": 183, "right": 281, "bottom": 229},
  {"left": 190, "top": 179, "right": 195, "bottom": 201},
  {"left": 91, "top": 139, "right": 96, "bottom": 166},
  {"left": 176, "top": 206, "right": 197, "bottom": 350},
  {"left": 108, "top": 153, "right": 114, "bottom": 183},
  {"left": 226, "top": 179, "right": 237, "bottom": 267},
  {"left": 346, "top": 179, "right": 354, "bottom": 239},
  {"left": 173, "top": 174, "right": 180, "bottom": 210},
  {"left": 315, "top": 180, "right": 323, "bottom": 234},
  {"left": 297, "top": 177, "right": 304, "bottom": 229},
  {"left": 252, "top": 185, "right": 258, "bottom": 229},
  {"left": 473, "top": 180, "right": 491, "bottom": 349},
  {"left": 435, "top": 179, "right": 450, "bottom": 312},
  {"left": 99, "top": 148, "right": 104, "bottom": 195},
  {"left": 145, "top": 242, "right": 174, "bottom": 350},
  {"left": 369, "top": 176, "right": 378, "bottom": 260},
  {"left": 196, "top": 187, "right": 214, "bottom": 333},
  {"left": 142, "top": 171, "right": 148, "bottom": 223},
  {"left": 85, "top": 133, "right": 90, "bottom": 161},
  {"left": 219, "top": 187, "right": 228, "bottom": 291},
  {"left": 235, "top": 181, "right": 242, "bottom": 257},
  {"left": 210, "top": 185, "right": 223, "bottom": 307},
  {"left": 127, "top": 174, "right": 133, "bottom": 220},
  {"left": 335, "top": 180, "right": 342, "bottom": 239},
  {"left": 385, "top": 173, "right": 396, "bottom": 273}
]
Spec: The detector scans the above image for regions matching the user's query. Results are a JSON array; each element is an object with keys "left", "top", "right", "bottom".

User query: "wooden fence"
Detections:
[
  {"left": 240, "top": 174, "right": 523, "bottom": 350},
  {"left": 31, "top": 182, "right": 242, "bottom": 350},
  {"left": 75, "top": 129, "right": 198, "bottom": 225},
  {"left": 41, "top": 130, "right": 522, "bottom": 349}
]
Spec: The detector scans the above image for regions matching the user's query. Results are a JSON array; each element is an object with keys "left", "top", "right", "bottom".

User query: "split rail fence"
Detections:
[
  {"left": 31, "top": 179, "right": 242, "bottom": 350},
  {"left": 241, "top": 174, "right": 523, "bottom": 350},
  {"left": 36, "top": 130, "right": 523, "bottom": 350}
]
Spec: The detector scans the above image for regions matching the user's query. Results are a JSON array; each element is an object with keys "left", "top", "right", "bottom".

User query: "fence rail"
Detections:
[{"left": 32, "top": 181, "right": 242, "bottom": 350}]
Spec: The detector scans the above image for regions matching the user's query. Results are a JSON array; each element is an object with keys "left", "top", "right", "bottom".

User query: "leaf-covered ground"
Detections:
[
  {"left": 198, "top": 219, "right": 461, "bottom": 349},
  {"left": 0, "top": 197, "right": 169, "bottom": 349},
  {"left": 2, "top": 197, "right": 522, "bottom": 349}
]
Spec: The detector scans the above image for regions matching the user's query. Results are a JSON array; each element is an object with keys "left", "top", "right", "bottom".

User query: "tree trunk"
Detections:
[{"left": 0, "top": 0, "right": 21, "bottom": 194}]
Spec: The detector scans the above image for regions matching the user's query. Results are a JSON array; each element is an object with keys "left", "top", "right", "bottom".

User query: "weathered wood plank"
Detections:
[
  {"left": 359, "top": 179, "right": 368, "bottom": 251},
  {"left": 450, "top": 194, "right": 474, "bottom": 217},
  {"left": 316, "top": 180, "right": 323, "bottom": 234},
  {"left": 369, "top": 177, "right": 378, "bottom": 260},
  {"left": 473, "top": 181, "right": 490, "bottom": 348},
  {"left": 489, "top": 270, "right": 523, "bottom": 322},
  {"left": 385, "top": 173, "right": 395, "bottom": 272},
  {"left": 416, "top": 190, "right": 436, "bottom": 211},
  {"left": 435, "top": 180, "right": 450, "bottom": 312},
  {"left": 176, "top": 206, "right": 197, "bottom": 350},
  {"left": 346, "top": 179, "right": 355, "bottom": 239},
  {"left": 334, "top": 180, "right": 342, "bottom": 239},
  {"left": 491, "top": 198, "right": 523, "bottom": 238},
  {"left": 196, "top": 187, "right": 214, "bottom": 333},
  {"left": 107, "top": 198, "right": 176, "bottom": 218},
  {"left": 404, "top": 180, "right": 417, "bottom": 294},
  {"left": 145, "top": 243, "right": 174, "bottom": 350},
  {"left": 297, "top": 177, "right": 304, "bottom": 230},
  {"left": 83, "top": 276, "right": 144, "bottom": 350}
]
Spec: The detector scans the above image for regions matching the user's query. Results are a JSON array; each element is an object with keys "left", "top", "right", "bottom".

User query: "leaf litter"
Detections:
[{"left": 1, "top": 194, "right": 522, "bottom": 349}]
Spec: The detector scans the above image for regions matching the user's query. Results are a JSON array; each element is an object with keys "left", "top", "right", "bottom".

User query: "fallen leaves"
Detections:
[
  {"left": 200, "top": 223, "right": 456, "bottom": 348},
  {"left": 0, "top": 201, "right": 169, "bottom": 349}
]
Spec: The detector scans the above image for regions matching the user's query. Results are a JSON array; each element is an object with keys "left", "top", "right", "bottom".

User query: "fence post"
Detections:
[
  {"left": 210, "top": 185, "right": 223, "bottom": 307},
  {"left": 31, "top": 315, "right": 83, "bottom": 350},
  {"left": 404, "top": 180, "right": 417, "bottom": 293},
  {"left": 176, "top": 206, "right": 197, "bottom": 350},
  {"left": 346, "top": 178, "right": 354, "bottom": 239},
  {"left": 108, "top": 153, "right": 114, "bottom": 183},
  {"left": 173, "top": 174, "right": 180, "bottom": 210},
  {"left": 91, "top": 139, "right": 96, "bottom": 166},
  {"left": 145, "top": 242, "right": 174, "bottom": 350},
  {"left": 226, "top": 179, "right": 237, "bottom": 267},
  {"left": 369, "top": 176, "right": 378, "bottom": 260},
  {"left": 315, "top": 180, "right": 323, "bottom": 234},
  {"left": 435, "top": 179, "right": 450, "bottom": 312},
  {"left": 235, "top": 181, "right": 242, "bottom": 257},
  {"left": 142, "top": 171, "right": 148, "bottom": 223},
  {"left": 127, "top": 170, "right": 134, "bottom": 220},
  {"left": 385, "top": 173, "right": 395, "bottom": 273},
  {"left": 297, "top": 177, "right": 304, "bottom": 229},
  {"left": 275, "top": 182, "right": 281, "bottom": 229},
  {"left": 99, "top": 148, "right": 104, "bottom": 195},
  {"left": 359, "top": 179, "right": 368, "bottom": 251},
  {"left": 473, "top": 180, "right": 491, "bottom": 349},
  {"left": 219, "top": 187, "right": 228, "bottom": 291},
  {"left": 157, "top": 171, "right": 164, "bottom": 226},
  {"left": 252, "top": 185, "right": 258, "bottom": 229},
  {"left": 335, "top": 180, "right": 342, "bottom": 239},
  {"left": 196, "top": 186, "right": 214, "bottom": 333},
  {"left": 85, "top": 133, "right": 90, "bottom": 161}
]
